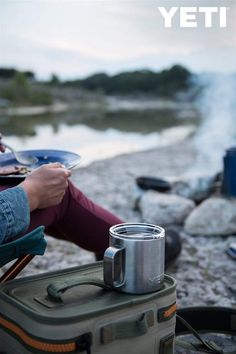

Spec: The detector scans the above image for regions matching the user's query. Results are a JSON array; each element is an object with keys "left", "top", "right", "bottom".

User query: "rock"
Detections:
[
  {"left": 165, "top": 228, "right": 182, "bottom": 268},
  {"left": 136, "top": 176, "right": 172, "bottom": 192},
  {"left": 171, "top": 174, "right": 217, "bottom": 203},
  {"left": 184, "top": 197, "right": 236, "bottom": 236},
  {"left": 140, "top": 191, "right": 195, "bottom": 225}
]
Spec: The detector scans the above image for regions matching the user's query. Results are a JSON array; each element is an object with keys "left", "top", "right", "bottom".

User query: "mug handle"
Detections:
[{"left": 103, "top": 246, "right": 125, "bottom": 288}]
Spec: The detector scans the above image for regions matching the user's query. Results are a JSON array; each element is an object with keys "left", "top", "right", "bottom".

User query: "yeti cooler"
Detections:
[{"left": 0, "top": 262, "right": 176, "bottom": 354}]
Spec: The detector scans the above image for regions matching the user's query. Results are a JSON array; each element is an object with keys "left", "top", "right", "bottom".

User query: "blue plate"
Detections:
[{"left": 0, "top": 149, "right": 81, "bottom": 184}]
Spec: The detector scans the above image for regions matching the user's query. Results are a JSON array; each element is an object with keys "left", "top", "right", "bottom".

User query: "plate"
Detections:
[{"left": 0, "top": 149, "right": 82, "bottom": 184}]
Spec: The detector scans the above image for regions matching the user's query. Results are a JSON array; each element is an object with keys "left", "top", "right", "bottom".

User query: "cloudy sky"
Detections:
[{"left": 0, "top": 0, "right": 235, "bottom": 79}]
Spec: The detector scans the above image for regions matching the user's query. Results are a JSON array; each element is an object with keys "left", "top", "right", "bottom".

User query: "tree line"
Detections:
[
  {"left": 0, "top": 64, "right": 192, "bottom": 98},
  {"left": 0, "top": 68, "right": 34, "bottom": 80},
  {"left": 63, "top": 65, "right": 192, "bottom": 97}
]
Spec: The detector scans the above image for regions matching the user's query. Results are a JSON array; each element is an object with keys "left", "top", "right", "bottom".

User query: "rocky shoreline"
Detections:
[
  {"left": 71, "top": 139, "right": 236, "bottom": 308},
  {"left": 7, "top": 140, "right": 236, "bottom": 309}
]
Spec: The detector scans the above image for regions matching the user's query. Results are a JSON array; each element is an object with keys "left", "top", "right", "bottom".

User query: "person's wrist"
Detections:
[{"left": 19, "top": 180, "right": 39, "bottom": 211}]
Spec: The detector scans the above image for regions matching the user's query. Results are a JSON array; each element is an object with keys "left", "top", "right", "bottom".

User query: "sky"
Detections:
[{"left": 0, "top": 0, "right": 235, "bottom": 79}]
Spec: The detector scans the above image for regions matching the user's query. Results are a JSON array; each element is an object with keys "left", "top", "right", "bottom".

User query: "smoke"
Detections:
[{"left": 191, "top": 73, "right": 236, "bottom": 175}]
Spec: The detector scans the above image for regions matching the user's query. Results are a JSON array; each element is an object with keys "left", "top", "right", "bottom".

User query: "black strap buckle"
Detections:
[{"left": 76, "top": 333, "right": 92, "bottom": 354}]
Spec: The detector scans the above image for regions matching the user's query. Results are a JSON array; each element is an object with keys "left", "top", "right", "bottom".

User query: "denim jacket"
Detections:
[{"left": 0, "top": 186, "right": 30, "bottom": 244}]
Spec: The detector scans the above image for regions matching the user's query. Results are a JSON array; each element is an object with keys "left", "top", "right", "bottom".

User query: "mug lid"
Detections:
[{"left": 109, "top": 223, "right": 164, "bottom": 240}]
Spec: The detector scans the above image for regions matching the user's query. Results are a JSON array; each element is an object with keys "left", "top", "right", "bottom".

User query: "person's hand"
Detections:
[
  {"left": 0, "top": 133, "right": 6, "bottom": 153},
  {"left": 19, "top": 163, "right": 71, "bottom": 211}
]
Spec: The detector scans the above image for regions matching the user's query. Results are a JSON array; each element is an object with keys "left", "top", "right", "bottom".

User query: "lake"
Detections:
[{"left": 0, "top": 98, "right": 199, "bottom": 166}]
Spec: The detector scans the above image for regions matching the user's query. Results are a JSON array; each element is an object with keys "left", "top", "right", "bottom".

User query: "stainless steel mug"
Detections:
[{"left": 103, "top": 223, "right": 165, "bottom": 294}]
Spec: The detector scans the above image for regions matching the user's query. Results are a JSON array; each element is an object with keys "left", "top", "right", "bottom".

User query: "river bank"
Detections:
[{"left": 3, "top": 140, "right": 236, "bottom": 310}]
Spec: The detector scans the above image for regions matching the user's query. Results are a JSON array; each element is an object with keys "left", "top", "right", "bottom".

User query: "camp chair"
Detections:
[{"left": 0, "top": 226, "right": 47, "bottom": 283}]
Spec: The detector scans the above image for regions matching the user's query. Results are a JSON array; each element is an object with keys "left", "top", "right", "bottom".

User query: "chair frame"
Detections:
[{"left": 0, "top": 254, "right": 34, "bottom": 283}]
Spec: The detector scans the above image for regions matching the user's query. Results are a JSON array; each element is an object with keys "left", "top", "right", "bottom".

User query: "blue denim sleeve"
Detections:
[{"left": 0, "top": 186, "right": 30, "bottom": 244}]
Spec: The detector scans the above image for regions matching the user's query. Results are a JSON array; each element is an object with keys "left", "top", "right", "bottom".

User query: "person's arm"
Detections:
[
  {"left": 19, "top": 163, "right": 71, "bottom": 211},
  {"left": 0, "top": 132, "right": 70, "bottom": 243},
  {"left": 0, "top": 163, "right": 71, "bottom": 244},
  {"left": 0, "top": 133, "right": 28, "bottom": 243},
  {"left": 0, "top": 186, "right": 30, "bottom": 243}
]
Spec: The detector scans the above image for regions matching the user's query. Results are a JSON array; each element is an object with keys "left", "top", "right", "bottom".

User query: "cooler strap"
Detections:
[
  {"left": 47, "top": 277, "right": 110, "bottom": 302},
  {"left": 176, "top": 307, "right": 236, "bottom": 354},
  {"left": 101, "top": 310, "right": 154, "bottom": 344}
]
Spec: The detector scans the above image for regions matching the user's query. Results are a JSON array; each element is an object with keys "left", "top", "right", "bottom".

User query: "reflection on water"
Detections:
[
  {"left": 73, "top": 109, "right": 197, "bottom": 133},
  {"left": 4, "top": 124, "right": 195, "bottom": 166},
  {"left": 0, "top": 106, "right": 199, "bottom": 165},
  {"left": 1, "top": 106, "right": 198, "bottom": 135}
]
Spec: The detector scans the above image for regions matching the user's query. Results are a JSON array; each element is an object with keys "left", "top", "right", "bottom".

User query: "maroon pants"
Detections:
[{"left": 1, "top": 181, "right": 123, "bottom": 255}]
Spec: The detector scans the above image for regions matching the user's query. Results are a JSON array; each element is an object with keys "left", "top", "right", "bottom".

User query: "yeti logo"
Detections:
[{"left": 158, "top": 7, "right": 228, "bottom": 28}]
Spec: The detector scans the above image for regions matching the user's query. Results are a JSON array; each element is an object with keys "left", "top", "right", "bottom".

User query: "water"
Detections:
[
  {"left": 1, "top": 74, "right": 235, "bottom": 170},
  {"left": 0, "top": 102, "right": 198, "bottom": 166}
]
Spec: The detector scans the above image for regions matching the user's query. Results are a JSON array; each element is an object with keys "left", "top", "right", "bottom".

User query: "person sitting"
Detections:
[
  {"left": 0, "top": 133, "right": 122, "bottom": 261},
  {"left": 0, "top": 133, "right": 181, "bottom": 265}
]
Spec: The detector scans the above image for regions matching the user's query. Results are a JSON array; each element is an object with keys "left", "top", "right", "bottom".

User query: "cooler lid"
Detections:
[{"left": 0, "top": 262, "right": 176, "bottom": 324}]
